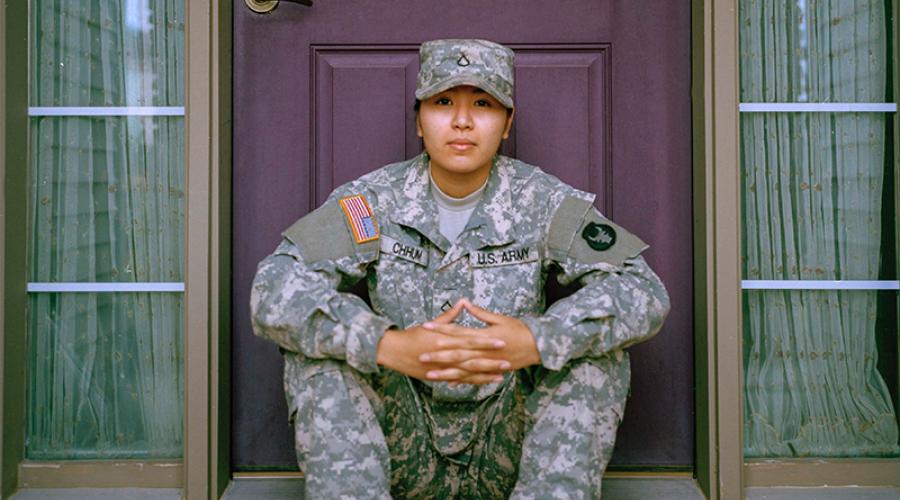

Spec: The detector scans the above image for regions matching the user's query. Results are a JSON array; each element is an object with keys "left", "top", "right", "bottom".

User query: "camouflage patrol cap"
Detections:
[{"left": 416, "top": 39, "right": 515, "bottom": 109}]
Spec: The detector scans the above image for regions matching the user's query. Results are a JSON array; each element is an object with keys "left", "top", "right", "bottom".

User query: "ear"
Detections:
[
  {"left": 416, "top": 114, "right": 423, "bottom": 138},
  {"left": 501, "top": 108, "right": 515, "bottom": 139}
]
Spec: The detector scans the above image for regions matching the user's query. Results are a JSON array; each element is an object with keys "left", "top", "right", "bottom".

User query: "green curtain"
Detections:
[
  {"left": 740, "top": 0, "right": 899, "bottom": 457},
  {"left": 27, "top": 1, "right": 184, "bottom": 459}
]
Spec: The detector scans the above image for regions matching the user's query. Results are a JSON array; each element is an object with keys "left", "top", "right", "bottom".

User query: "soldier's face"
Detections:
[{"left": 417, "top": 85, "right": 514, "bottom": 182}]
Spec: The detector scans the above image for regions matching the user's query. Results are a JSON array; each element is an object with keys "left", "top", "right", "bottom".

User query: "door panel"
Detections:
[
  {"left": 511, "top": 49, "right": 610, "bottom": 206},
  {"left": 233, "top": 0, "right": 693, "bottom": 469},
  {"left": 315, "top": 50, "right": 420, "bottom": 200}
]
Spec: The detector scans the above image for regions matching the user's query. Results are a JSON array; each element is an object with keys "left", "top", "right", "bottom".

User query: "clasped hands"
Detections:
[{"left": 376, "top": 298, "right": 541, "bottom": 385}]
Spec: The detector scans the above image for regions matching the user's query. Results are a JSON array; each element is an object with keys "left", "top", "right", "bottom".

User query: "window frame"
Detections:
[
  {"left": 0, "top": 0, "right": 232, "bottom": 494},
  {"left": 733, "top": 0, "right": 900, "bottom": 489},
  {"left": 22, "top": 0, "right": 190, "bottom": 472},
  {"left": 2, "top": 0, "right": 30, "bottom": 496}
]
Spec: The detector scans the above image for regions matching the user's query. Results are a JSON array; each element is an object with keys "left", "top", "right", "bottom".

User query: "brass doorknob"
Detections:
[{"left": 245, "top": 0, "right": 312, "bottom": 14}]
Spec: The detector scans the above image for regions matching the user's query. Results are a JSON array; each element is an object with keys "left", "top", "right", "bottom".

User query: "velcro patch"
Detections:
[
  {"left": 470, "top": 245, "right": 538, "bottom": 268},
  {"left": 380, "top": 235, "right": 429, "bottom": 267},
  {"left": 548, "top": 195, "right": 647, "bottom": 267},
  {"left": 572, "top": 216, "right": 647, "bottom": 267},
  {"left": 339, "top": 195, "right": 379, "bottom": 244},
  {"left": 582, "top": 222, "right": 616, "bottom": 251}
]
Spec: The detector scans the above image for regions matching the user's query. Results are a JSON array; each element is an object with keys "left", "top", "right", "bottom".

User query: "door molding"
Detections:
[
  {"left": 1, "top": 0, "right": 29, "bottom": 496},
  {"left": 184, "top": 0, "right": 233, "bottom": 497},
  {"left": 691, "top": 0, "right": 742, "bottom": 498}
]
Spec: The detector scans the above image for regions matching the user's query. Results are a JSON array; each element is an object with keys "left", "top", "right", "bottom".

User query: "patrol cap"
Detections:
[{"left": 415, "top": 39, "right": 515, "bottom": 109}]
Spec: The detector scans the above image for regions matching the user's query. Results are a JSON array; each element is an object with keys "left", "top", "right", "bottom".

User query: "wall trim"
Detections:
[
  {"left": 745, "top": 460, "right": 900, "bottom": 487},
  {"left": 1, "top": 0, "right": 29, "bottom": 497},
  {"left": 893, "top": 0, "right": 900, "bottom": 445},
  {"left": 184, "top": 0, "right": 232, "bottom": 498},
  {"left": 18, "top": 461, "right": 182, "bottom": 489},
  {"left": 692, "top": 0, "right": 743, "bottom": 498},
  {"left": 0, "top": 0, "right": 7, "bottom": 493}
]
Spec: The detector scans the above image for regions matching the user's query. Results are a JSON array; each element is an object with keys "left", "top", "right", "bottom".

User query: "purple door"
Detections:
[{"left": 233, "top": 0, "right": 693, "bottom": 470}]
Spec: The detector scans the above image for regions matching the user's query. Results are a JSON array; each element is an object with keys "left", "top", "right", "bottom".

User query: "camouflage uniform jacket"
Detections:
[{"left": 251, "top": 153, "right": 670, "bottom": 403}]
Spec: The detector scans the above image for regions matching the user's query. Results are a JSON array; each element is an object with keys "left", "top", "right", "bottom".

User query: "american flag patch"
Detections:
[{"left": 339, "top": 195, "right": 379, "bottom": 244}]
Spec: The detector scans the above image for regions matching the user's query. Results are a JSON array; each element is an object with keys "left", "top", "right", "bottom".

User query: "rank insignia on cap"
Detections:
[
  {"left": 457, "top": 53, "right": 471, "bottom": 66},
  {"left": 339, "top": 194, "right": 379, "bottom": 244},
  {"left": 582, "top": 222, "right": 616, "bottom": 251}
]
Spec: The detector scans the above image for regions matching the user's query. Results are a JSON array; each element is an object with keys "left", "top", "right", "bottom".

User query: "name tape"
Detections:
[
  {"left": 380, "top": 235, "right": 429, "bottom": 266},
  {"left": 470, "top": 246, "right": 538, "bottom": 268}
]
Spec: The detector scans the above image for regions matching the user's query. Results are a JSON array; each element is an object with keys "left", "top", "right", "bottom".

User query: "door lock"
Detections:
[{"left": 245, "top": 0, "right": 312, "bottom": 14}]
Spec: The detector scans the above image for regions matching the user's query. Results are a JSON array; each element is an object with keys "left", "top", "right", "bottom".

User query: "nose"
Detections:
[{"left": 451, "top": 105, "right": 473, "bottom": 130}]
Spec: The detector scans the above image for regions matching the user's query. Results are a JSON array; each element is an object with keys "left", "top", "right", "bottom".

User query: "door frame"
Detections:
[
  {"left": 183, "top": 0, "right": 233, "bottom": 497},
  {"left": 203, "top": 0, "right": 735, "bottom": 495},
  {"left": 690, "top": 1, "right": 742, "bottom": 497}
]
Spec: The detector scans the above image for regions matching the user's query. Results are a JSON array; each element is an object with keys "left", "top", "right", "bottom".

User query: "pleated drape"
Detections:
[
  {"left": 740, "top": 0, "right": 898, "bottom": 457},
  {"left": 27, "top": 0, "right": 184, "bottom": 459}
]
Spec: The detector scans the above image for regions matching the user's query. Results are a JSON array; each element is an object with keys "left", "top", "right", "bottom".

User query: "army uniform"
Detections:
[{"left": 250, "top": 39, "right": 670, "bottom": 499}]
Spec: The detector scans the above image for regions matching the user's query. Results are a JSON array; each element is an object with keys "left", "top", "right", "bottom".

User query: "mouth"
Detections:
[{"left": 447, "top": 139, "right": 476, "bottom": 151}]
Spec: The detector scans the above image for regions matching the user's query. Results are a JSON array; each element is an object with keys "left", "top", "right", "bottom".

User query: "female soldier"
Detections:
[{"left": 251, "top": 39, "right": 669, "bottom": 499}]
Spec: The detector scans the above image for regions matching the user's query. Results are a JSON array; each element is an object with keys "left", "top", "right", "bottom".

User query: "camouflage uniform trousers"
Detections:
[{"left": 285, "top": 350, "right": 630, "bottom": 499}]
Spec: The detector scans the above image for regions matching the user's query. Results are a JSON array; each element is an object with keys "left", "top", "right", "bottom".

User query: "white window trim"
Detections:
[
  {"left": 28, "top": 106, "right": 185, "bottom": 116},
  {"left": 742, "top": 280, "right": 900, "bottom": 290},
  {"left": 27, "top": 282, "right": 185, "bottom": 293},
  {"left": 739, "top": 103, "right": 896, "bottom": 113}
]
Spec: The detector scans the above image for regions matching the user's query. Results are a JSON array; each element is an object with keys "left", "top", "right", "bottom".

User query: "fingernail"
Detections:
[
  {"left": 423, "top": 322, "right": 435, "bottom": 329},
  {"left": 493, "top": 340, "right": 505, "bottom": 348},
  {"left": 426, "top": 371, "right": 437, "bottom": 379},
  {"left": 419, "top": 354, "right": 431, "bottom": 362},
  {"left": 499, "top": 361, "right": 511, "bottom": 370},
  {"left": 493, "top": 376, "right": 504, "bottom": 382}
]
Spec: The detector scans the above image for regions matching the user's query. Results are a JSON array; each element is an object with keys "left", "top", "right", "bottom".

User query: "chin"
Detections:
[
  {"left": 449, "top": 158, "right": 492, "bottom": 172},
  {"left": 446, "top": 164, "right": 487, "bottom": 176}
]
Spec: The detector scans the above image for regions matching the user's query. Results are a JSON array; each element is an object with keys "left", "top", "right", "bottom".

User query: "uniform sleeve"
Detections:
[
  {"left": 520, "top": 196, "right": 671, "bottom": 371},
  {"left": 249, "top": 195, "right": 396, "bottom": 374}
]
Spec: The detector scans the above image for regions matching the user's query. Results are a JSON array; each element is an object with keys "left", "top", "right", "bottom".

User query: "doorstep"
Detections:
[{"left": 221, "top": 475, "right": 706, "bottom": 499}]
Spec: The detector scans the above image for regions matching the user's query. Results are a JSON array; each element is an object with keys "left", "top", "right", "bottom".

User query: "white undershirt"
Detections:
[{"left": 429, "top": 170, "right": 487, "bottom": 243}]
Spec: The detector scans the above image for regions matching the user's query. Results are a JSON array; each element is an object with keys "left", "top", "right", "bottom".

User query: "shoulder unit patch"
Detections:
[
  {"left": 339, "top": 194, "right": 379, "bottom": 244},
  {"left": 582, "top": 222, "right": 617, "bottom": 251},
  {"left": 548, "top": 195, "right": 648, "bottom": 267}
]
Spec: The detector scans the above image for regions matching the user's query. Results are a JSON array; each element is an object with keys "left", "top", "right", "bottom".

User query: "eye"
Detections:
[
  {"left": 435, "top": 97, "right": 452, "bottom": 105},
  {"left": 474, "top": 99, "right": 492, "bottom": 107}
]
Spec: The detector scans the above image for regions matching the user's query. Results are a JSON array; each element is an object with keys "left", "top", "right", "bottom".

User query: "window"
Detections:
[
  {"left": 27, "top": 0, "right": 185, "bottom": 459},
  {"left": 739, "top": 0, "right": 898, "bottom": 458}
]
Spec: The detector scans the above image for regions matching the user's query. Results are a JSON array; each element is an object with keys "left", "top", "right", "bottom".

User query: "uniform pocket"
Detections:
[
  {"left": 283, "top": 354, "right": 345, "bottom": 468},
  {"left": 284, "top": 356, "right": 340, "bottom": 416},
  {"left": 470, "top": 243, "right": 543, "bottom": 316},
  {"left": 373, "top": 233, "right": 431, "bottom": 327}
]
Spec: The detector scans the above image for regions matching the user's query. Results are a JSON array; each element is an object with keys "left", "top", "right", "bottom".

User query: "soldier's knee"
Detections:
[
  {"left": 283, "top": 353, "right": 375, "bottom": 426},
  {"left": 542, "top": 354, "right": 631, "bottom": 410},
  {"left": 571, "top": 351, "right": 630, "bottom": 383}
]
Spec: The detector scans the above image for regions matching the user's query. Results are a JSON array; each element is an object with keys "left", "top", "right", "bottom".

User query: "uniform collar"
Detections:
[
  {"left": 391, "top": 153, "right": 450, "bottom": 250},
  {"left": 457, "top": 155, "right": 516, "bottom": 248},
  {"left": 391, "top": 153, "right": 517, "bottom": 255}
]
